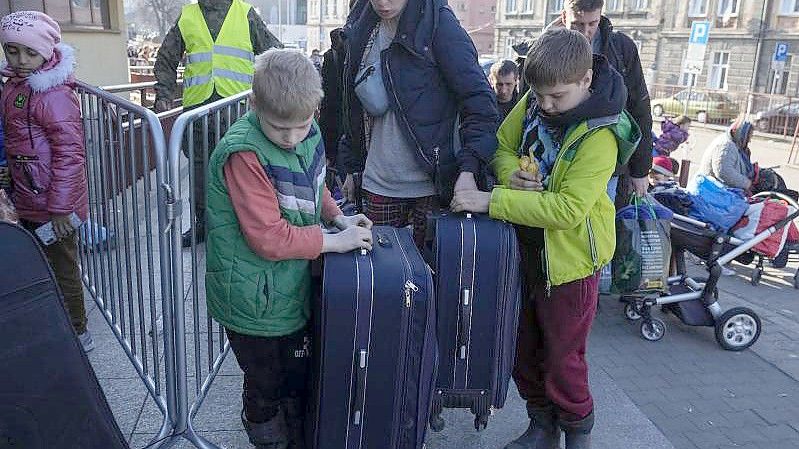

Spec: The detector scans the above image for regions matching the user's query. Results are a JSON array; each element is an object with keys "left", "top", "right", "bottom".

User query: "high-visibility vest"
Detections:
[{"left": 178, "top": 0, "right": 255, "bottom": 107}]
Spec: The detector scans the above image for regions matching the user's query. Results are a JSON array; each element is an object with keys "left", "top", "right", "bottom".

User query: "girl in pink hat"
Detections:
[{"left": 1, "top": 11, "right": 93, "bottom": 352}]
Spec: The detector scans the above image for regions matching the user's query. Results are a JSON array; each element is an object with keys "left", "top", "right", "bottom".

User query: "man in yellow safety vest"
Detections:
[{"left": 154, "top": 0, "right": 282, "bottom": 247}]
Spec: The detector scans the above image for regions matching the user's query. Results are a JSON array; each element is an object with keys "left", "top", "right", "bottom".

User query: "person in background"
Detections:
[
  {"left": 154, "top": 0, "right": 282, "bottom": 248},
  {"left": 653, "top": 115, "right": 691, "bottom": 156},
  {"left": 698, "top": 117, "right": 755, "bottom": 192},
  {"left": 649, "top": 155, "right": 680, "bottom": 188},
  {"left": 489, "top": 59, "right": 521, "bottom": 121},
  {"left": 1, "top": 11, "right": 93, "bottom": 351},
  {"left": 310, "top": 48, "right": 323, "bottom": 72}
]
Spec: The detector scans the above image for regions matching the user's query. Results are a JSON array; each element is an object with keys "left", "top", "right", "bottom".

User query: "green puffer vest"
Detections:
[{"left": 205, "top": 112, "right": 326, "bottom": 337}]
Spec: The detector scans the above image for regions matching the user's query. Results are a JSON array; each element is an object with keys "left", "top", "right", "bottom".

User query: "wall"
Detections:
[{"left": 62, "top": 0, "right": 129, "bottom": 87}]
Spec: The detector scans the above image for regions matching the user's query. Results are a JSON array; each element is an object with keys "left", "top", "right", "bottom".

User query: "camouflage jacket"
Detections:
[{"left": 154, "top": 0, "right": 282, "bottom": 107}]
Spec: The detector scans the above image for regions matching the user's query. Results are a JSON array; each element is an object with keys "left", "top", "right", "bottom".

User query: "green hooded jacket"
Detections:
[{"left": 490, "top": 92, "right": 641, "bottom": 288}]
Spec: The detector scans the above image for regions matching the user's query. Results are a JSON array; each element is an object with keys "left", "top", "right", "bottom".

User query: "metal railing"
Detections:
[
  {"left": 101, "top": 80, "right": 184, "bottom": 110},
  {"left": 649, "top": 83, "right": 799, "bottom": 137},
  {"left": 164, "top": 91, "right": 252, "bottom": 449},
  {"left": 75, "top": 81, "right": 179, "bottom": 448}
]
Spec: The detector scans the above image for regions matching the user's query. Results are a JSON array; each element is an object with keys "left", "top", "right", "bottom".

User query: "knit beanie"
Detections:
[
  {"left": 652, "top": 156, "right": 676, "bottom": 176},
  {"left": 0, "top": 11, "right": 62, "bottom": 60}
]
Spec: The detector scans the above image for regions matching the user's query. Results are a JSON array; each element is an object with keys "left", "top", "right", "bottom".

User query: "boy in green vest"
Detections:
[
  {"left": 205, "top": 49, "right": 373, "bottom": 449},
  {"left": 451, "top": 28, "right": 640, "bottom": 449}
]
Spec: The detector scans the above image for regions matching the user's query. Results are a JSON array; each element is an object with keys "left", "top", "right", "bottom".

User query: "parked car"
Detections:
[
  {"left": 753, "top": 102, "right": 799, "bottom": 134},
  {"left": 651, "top": 90, "right": 739, "bottom": 124}
]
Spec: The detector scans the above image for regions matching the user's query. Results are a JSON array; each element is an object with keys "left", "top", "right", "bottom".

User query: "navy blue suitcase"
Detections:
[
  {"left": 428, "top": 213, "right": 522, "bottom": 431},
  {"left": 0, "top": 222, "right": 129, "bottom": 449},
  {"left": 312, "top": 226, "right": 437, "bottom": 449}
]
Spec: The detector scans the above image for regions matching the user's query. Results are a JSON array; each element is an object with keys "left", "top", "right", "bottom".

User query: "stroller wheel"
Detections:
[
  {"left": 640, "top": 319, "right": 666, "bottom": 342},
  {"left": 715, "top": 307, "right": 761, "bottom": 351},
  {"left": 624, "top": 302, "right": 642, "bottom": 321}
]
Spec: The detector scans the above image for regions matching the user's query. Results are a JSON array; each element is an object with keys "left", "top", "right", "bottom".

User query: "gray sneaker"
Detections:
[{"left": 78, "top": 331, "right": 95, "bottom": 353}]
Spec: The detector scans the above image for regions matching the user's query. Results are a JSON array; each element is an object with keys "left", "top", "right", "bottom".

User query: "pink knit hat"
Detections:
[{"left": 0, "top": 11, "right": 62, "bottom": 60}]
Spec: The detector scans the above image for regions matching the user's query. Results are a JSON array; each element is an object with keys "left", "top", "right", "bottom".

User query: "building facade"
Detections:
[
  {"left": 656, "top": 0, "right": 799, "bottom": 98},
  {"left": 493, "top": 0, "right": 661, "bottom": 80},
  {"left": 450, "top": 0, "right": 498, "bottom": 55},
  {"left": 305, "top": 0, "right": 348, "bottom": 52},
  {"left": 305, "top": 0, "right": 497, "bottom": 53},
  {"left": 251, "top": 0, "right": 309, "bottom": 50},
  {"left": 1, "top": 0, "right": 129, "bottom": 86}
]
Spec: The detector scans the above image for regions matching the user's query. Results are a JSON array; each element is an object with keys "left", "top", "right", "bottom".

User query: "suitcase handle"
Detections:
[
  {"left": 458, "top": 288, "right": 471, "bottom": 359},
  {"left": 352, "top": 349, "right": 368, "bottom": 426}
]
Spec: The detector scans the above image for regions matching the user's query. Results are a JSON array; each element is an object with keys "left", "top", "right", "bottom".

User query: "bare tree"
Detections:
[
  {"left": 126, "top": 0, "right": 188, "bottom": 40},
  {"left": 146, "top": 0, "right": 186, "bottom": 39}
]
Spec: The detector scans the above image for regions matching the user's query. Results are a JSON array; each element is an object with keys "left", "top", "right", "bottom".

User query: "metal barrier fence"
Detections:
[
  {"left": 649, "top": 83, "right": 799, "bottom": 136},
  {"left": 164, "top": 91, "right": 253, "bottom": 449},
  {"left": 75, "top": 81, "right": 179, "bottom": 447}
]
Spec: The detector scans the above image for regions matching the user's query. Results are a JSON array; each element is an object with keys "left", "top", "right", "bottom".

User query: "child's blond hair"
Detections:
[
  {"left": 524, "top": 28, "right": 592, "bottom": 88},
  {"left": 251, "top": 49, "right": 323, "bottom": 121}
]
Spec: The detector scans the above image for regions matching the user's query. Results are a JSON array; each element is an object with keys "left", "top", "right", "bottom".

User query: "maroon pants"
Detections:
[{"left": 513, "top": 261, "right": 599, "bottom": 422}]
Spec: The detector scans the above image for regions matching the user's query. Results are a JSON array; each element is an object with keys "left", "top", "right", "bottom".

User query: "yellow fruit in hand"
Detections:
[{"left": 519, "top": 156, "right": 539, "bottom": 176}]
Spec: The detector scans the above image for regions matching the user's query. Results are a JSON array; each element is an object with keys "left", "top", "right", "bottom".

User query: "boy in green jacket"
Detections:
[
  {"left": 451, "top": 28, "right": 640, "bottom": 449},
  {"left": 205, "top": 49, "right": 373, "bottom": 448}
]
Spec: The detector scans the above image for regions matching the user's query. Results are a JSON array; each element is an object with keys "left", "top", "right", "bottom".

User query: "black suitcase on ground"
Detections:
[
  {"left": 0, "top": 222, "right": 128, "bottom": 449},
  {"left": 311, "top": 226, "right": 437, "bottom": 449},
  {"left": 427, "top": 213, "right": 522, "bottom": 431}
]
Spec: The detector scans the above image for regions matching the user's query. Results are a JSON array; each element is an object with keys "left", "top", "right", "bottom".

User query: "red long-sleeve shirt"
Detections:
[{"left": 223, "top": 151, "right": 342, "bottom": 261}]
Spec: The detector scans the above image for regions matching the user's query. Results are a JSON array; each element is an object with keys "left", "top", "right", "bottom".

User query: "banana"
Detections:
[{"left": 519, "top": 155, "right": 539, "bottom": 177}]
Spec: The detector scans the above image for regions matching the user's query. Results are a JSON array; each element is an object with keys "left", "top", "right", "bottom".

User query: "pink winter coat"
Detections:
[{"left": 1, "top": 44, "right": 88, "bottom": 224}]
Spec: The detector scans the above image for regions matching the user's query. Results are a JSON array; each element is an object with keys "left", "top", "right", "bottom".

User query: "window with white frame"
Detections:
[
  {"left": 781, "top": 0, "right": 799, "bottom": 15},
  {"left": 633, "top": 0, "right": 649, "bottom": 10},
  {"left": 708, "top": 51, "right": 730, "bottom": 90},
  {"left": 550, "top": 0, "right": 564, "bottom": 13},
  {"left": 679, "top": 50, "right": 698, "bottom": 86},
  {"left": 717, "top": 0, "right": 740, "bottom": 16},
  {"left": 506, "top": 0, "right": 517, "bottom": 13},
  {"left": 0, "top": 0, "right": 110, "bottom": 29},
  {"left": 606, "top": 0, "right": 623, "bottom": 12},
  {"left": 688, "top": 0, "right": 708, "bottom": 16},
  {"left": 522, "top": 0, "right": 534, "bottom": 13},
  {"left": 505, "top": 36, "right": 517, "bottom": 58}
]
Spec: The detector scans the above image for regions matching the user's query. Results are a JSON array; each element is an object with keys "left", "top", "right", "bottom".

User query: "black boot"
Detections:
[
  {"left": 181, "top": 226, "right": 205, "bottom": 248},
  {"left": 241, "top": 408, "right": 289, "bottom": 449},
  {"left": 283, "top": 397, "right": 307, "bottom": 449},
  {"left": 560, "top": 412, "right": 594, "bottom": 449},
  {"left": 503, "top": 404, "right": 560, "bottom": 449}
]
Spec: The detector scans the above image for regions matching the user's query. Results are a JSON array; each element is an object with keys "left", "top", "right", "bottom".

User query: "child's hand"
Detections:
[
  {"left": 450, "top": 189, "right": 491, "bottom": 214},
  {"left": 509, "top": 170, "right": 544, "bottom": 191},
  {"left": 322, "top": 226, "right": 373, "bottom": 254},
  {"left": 333, "top": 214, "right": 373, "bottom": 231},
  {"left": 52, "top": 214, "right": 77, "bottom": 239}
]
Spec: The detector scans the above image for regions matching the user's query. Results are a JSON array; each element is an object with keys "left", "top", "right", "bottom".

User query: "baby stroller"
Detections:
[
  {"left": 749, "top": 167, "right": 799, "bottom": 287},
  {"left": 621, "top": 191, "right": 799, "bottom": 351}
]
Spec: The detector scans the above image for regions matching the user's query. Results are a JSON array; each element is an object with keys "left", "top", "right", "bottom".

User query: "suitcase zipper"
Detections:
[{"left": 394, "top": 229, "right": 417, "bottom": 446}]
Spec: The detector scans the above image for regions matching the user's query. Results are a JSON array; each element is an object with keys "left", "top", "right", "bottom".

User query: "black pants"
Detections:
[{"left": 226, "top": 327, "right": 310, "bottom": 423}]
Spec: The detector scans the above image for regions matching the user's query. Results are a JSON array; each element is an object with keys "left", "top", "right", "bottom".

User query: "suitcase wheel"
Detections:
[
  {"left": 430, "top": 414, "right": 445, "bottom": 432},
  {"left": 474, "top": 413, "right": 489, "bottom": 431}
]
